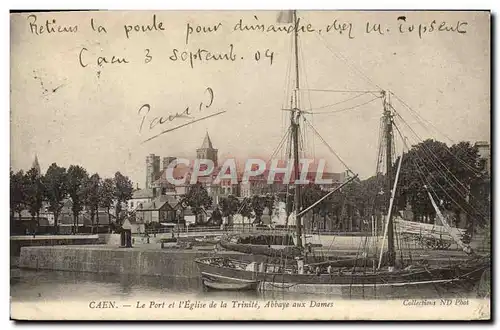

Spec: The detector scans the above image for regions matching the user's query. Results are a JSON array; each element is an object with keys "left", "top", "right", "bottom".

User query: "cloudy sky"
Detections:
[{"left": 10, "top": 10, "right": 490, "bottom": 187}]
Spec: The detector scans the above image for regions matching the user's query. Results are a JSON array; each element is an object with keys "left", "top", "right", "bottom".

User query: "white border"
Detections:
[{"left": 3, "top": 1, "right": 497, "bottom": 329}]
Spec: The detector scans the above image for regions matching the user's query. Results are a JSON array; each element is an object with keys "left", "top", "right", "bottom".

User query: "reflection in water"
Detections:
[{"left": 11, "top": 269, "right": 477, "bottom": 303}]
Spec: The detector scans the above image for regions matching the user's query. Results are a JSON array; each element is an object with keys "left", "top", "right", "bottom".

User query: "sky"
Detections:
[{"left": 10, "top": 10, "right": 490, "bottom": 187}]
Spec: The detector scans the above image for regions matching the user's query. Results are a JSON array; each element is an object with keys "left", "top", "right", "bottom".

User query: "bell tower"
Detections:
[{"left": 196, "top": 132, "right": 218, "bottom": 167}]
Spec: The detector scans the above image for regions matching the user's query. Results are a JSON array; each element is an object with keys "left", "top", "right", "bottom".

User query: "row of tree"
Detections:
[
  {"left": 182, "top": 184, "right": 276, "bottom": 226},
  {"left": 10, "top": 163, "right": 134, "bottom": 234},
  {"left": 280, "top": 139, "right": 489, "bottom": 232},
  {"left": 210, "top": 139, "right": 489, "bottom": 232},
  {"left": 11, "top": 138, "right": 488, "bottom": 234}
]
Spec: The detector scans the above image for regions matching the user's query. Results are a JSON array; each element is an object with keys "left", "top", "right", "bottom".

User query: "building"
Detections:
[
  {"left": 163, "top": 156, "right": 177, "bottom": 171},
  {"left": 145, "top": 154, "right": 161, "bottom": 189},
  {"left": 475, "top": 141, "right": 491, "bottom": 176},
  {"left": 145, "top": 154, "right": 178, "bottom": 190},
  {"left": 127, "top": 188, "right": 155, "bottom": 211},
  {"left": 135, "top": 195, "right": 181, "bottom": 224},
  {"left": 122, "top": 218, "right": 145, "bottom": 234},
  {"left": 142, "top": 133, "right": 345, "bottom": 206},
  {"left": 196, "top": 132, "right": 218, "bottom": 167},
  {"left": 11, "top": 210, "right": 50, "bottom": 235},
  {"left": 145, "top": 132, "right": 219, "bottom": 197},
  {"left": 238, "top": 170, "right": 346, "bottom": 197}
]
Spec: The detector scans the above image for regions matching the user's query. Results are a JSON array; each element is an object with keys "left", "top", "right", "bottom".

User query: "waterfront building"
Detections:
[
  {"left": 127, "top": 188, "right": 155, "bottom": 211},
  {"left": 135, "top": 195, "right": 181, "bottom": 224}
]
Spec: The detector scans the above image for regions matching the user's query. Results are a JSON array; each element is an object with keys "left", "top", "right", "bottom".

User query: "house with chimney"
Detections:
[{"left": 135, "top": 195, "right": 182, "bottom": 225}]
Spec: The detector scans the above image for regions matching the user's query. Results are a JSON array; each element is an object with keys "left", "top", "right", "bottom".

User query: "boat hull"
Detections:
[
  {"left": 194, "top": 256, "right": 489, "bottom": 296},
  {"left": 201, "top": 272, "right": 259, "bottom": 291}
]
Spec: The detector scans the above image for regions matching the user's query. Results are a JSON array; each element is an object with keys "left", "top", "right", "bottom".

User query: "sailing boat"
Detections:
[{"left": 194, "top": 10, "right": 490, "bottom": 295}]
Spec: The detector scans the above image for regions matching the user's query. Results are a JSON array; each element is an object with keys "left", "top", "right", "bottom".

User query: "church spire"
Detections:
[
  {"left": 196, "top": 132, "right": 218, "bottom": 167},
  {"left": 200, "top": 132, "right": 214, "bottom": 149},
  {"left": 32, "top": 154, "right": 41, "bottom": 175}
]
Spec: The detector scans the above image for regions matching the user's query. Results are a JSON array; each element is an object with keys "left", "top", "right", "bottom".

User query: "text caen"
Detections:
[{"left": 79, "top": 47, "right": 129, "bottom": 68}]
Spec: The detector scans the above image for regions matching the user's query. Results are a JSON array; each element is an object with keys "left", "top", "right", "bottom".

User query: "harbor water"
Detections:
[{"left": 11, "top": 268, "right": 480, "bottom": 303}]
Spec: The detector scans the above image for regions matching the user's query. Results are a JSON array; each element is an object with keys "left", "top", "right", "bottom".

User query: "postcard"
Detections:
[{"left": 10, "top": 10, "right": 491, "bottom": 321}]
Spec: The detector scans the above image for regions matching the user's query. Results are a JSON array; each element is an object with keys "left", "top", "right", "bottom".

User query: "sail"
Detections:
[{"left": 426, "top": 189, "right": 474, "bottom": 255}]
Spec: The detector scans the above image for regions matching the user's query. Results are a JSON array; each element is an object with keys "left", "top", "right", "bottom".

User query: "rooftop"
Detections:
[
  {"left": 131, "top": 188, "right": 154, "bottom": 199},
  {"left": 199, "top": 132, "right": 215, "bottom": 149},
  {"left": 137, "top": 195, "right": 179, "bottom": 211}
]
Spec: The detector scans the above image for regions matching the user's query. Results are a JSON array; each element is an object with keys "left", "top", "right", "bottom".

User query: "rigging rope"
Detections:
[
  {"left": 298, "top": 12, "right": 383, "bottom": 94},
  {"left": 269, "top": 126, "right": 292, "bottom": 161},
  {"left": 392, "top": 121, "right": 488, "bottom": 222},
  {"left": 298, "top": 36, "right": 316, "bottom": 158},
  {"left": 311, "top": 31, "right": 384, "bottom": 93},
  {"left": 302, "top": 89, "right": 381, "bottom": 94},
  {"left": 309, "top": 95, "right": 382, "bottom": 115},
  {"left": 281, "top": 34, "right": 294, "bottom": 156},
  {"left": 389, "top": 96, "right": 483, "bottom": 177},
  {"left": 390, "top": 91, "right": 456, "bottom": 145},
  {"left": 308, "top": 91, "right": 371, "bottom": 111},
  {"left": 392, "top": 106, "right": 483, "bottom": 201},
  {"left": 392, "top": 112, "right": 490, "bottom": 220},
  {"left": 302, "top": 117, "right": 355, "bottom": 176}
]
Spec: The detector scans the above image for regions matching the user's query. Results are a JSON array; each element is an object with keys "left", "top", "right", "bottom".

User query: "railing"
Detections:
[{"left": 143, "top": 225, "right": 374, "bottom": 236}]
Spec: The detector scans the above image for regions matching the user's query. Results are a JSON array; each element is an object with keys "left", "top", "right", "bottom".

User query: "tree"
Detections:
[
  {"left": 10, "top": 170, "right": 27, "bottom": 223},
  {"left": 84, "top": 173, "right": 101, "bottom": 233},
  {"left": 24, "top": 168, "right": 45, "bottom": 233},
  {"left": 219, "top": 195, "right": 240, "bottom": 224},
  {"left": 251, "top": 195, "right": 265, "bottom": 225},
  {"left": 67, "top": 165, "right": 89, "bottom": 234},
  {"left": 448, "top": 141, "right": 485, "bottom": 231},
  {"left": 113, "top": 172, "right": 134, "bottom": 225},
  {"left": 301, "top": 184, "right": 324, "bottom": 231},
  {"left": 263, "top": 194, "right": 275, "bottom": 216},
  {"left": 239, "top": 197, "right": 253, "bottom": 228},
  {"left": 100, "top": 178, "right": 115, "bottom": 228},
  {"left": 185, "top": 183, "right": 213, "bottom": 224},
  {"left": 43, "top": 163, "right": 68, "bottom": 234},
  {"left": 395, "top": 139, "right": 485, "bottom": 229},
  {"left": 210, "top": 207, "right": 223, "bottom": 226}
]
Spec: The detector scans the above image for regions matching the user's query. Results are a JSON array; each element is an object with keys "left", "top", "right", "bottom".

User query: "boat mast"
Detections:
[
  {"left": 383, "top": 91, "right": 396, "bottom": 266},
  {"left": 291, "top": 10, "right": 303, "bottom": 248}
]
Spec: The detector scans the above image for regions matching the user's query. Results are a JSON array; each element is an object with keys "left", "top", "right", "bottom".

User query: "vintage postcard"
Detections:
[{"left": 9, "top": 10, "right": 491, "bottom": 320}]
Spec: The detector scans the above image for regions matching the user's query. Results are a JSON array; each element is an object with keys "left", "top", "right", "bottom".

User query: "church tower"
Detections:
[
  {"left": 145, "top": 154, "right": 160, "bottom": 189},
  {"left": 196, "top": 132, "right": 218, "bottom": 167},
  {"left": 32, "top": 154, "right": 41, "bottom": 175}
]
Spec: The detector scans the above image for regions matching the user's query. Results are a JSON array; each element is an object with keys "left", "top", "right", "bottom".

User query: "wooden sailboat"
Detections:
[{"left": 194, "top": 10, "right": 490, "bottom": 295}]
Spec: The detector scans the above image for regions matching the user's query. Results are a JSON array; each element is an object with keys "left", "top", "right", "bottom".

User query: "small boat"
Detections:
[
  {"left": 203, "top": 280, "right": 259, "bottom": 291},
  {"left": 198, "top": 258, "right": 260, "bottom": 291}
]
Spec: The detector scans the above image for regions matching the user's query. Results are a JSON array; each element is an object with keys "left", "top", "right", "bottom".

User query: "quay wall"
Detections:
[
  {"left": 18, "top": 246, "right": 260, "bottom": 278},
  {"left": 10, "top": 235, "right": 100, "bottom": 256}
]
